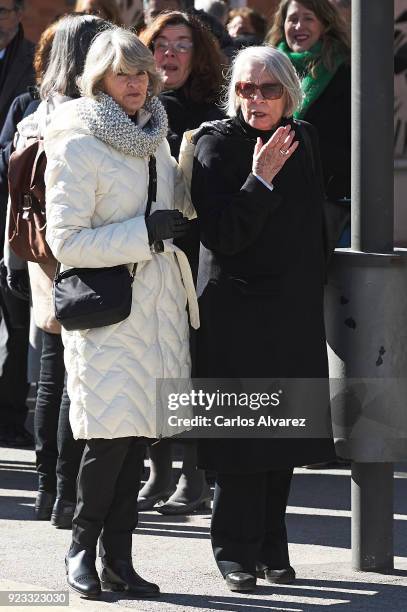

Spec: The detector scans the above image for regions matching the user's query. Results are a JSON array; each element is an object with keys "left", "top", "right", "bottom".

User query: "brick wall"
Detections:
[
  {"left": 22, "top": 0, "right": 279, "bottom": 43},
  {"left": 247, "top": 0, "right": 279, "bottom": 25},
  {"left": 21, "top": 0, "right": 75, "bottom": 43}
]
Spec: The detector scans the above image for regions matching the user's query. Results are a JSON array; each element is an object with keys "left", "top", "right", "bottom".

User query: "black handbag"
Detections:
[
  {"left": 53, "top": 156, "right": 157, "bottom": 331},
  {"left": 297, "top": 122, "right": 350, "bottom": 269}
]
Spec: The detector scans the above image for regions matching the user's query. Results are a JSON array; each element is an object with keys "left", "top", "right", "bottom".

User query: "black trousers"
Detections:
[
  {"left": 34, "top": 331, "right": 84, "bottom": 500},
  {"left": 71, "top": 437, "right": 146, "bottom": 560},
  {"left": 211, "top": 468, "right": 293, "bottom": 577},
  {"left": 0, "top": 285, "right": 29, "bottom": 427}
]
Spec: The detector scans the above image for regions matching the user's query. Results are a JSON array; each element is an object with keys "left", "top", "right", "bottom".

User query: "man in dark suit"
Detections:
[
  {"left": 0, "top": 0, "right": 35, "bottom": 447},
  {"left": 0, "top": 0, "right": 35, "bottom": 131}
]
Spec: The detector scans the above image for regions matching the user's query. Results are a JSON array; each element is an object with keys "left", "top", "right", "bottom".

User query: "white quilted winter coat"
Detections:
[{"left": 44, "top": 98, "right": 198, "bottom": 440}]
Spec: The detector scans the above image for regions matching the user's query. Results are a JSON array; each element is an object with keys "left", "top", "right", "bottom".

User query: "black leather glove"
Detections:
[
  {"left": 6, "top": 268, "right": 30, "bottom": 301},
  {"left": 146, "top": 210, "right": 189, "bottom": 245}
]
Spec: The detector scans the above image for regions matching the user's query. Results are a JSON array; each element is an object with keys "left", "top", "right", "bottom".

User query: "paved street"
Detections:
[{"left": 1, "top": 419, "right": 407, "bottom": 612}]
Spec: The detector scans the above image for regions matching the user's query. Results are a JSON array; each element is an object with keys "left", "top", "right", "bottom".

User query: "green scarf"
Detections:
[{"left": 278, "top": 40, "right": 344, "bottom": 119}]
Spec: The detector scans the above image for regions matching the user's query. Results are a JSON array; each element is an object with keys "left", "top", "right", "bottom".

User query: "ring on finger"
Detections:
[{"left": 279, "top": 148, "right": 289, "bottom": 156}]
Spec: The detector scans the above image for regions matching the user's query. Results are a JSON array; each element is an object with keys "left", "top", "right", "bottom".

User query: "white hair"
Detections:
[
  {"left": 223, "top": 45, "right": 303, "bottom": 118},
  {"left": 195, "top": 0, "right": 228, "bottom": 22},
  {"left": 79, "top": 26, "right": 162, "bottom": 99}
]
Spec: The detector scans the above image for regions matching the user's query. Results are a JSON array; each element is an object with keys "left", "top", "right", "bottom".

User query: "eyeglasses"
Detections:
[
  {"left": 152, "top": 40, "right": 194, "bottom": 54},
  {"left": 235, "top": 81, "right": 284, "bottom": 100},
  {"left": 0, "top": 7, "right": 17, "bottom": 19}
]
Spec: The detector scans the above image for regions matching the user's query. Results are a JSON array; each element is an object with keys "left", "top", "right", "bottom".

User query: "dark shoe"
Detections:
[
  {"left": 65, "top": 550, "right": 100, "bottom": 599},
  {"left": 0, "top": 424, "right": 9, "bottom": 446},
  {"left": 51, "top": 498, "right": 76, "bottom": 529},
  {"left": 2, "top": 424, "right": 34, "bottom": 448},
  {"left": 156, "top": 477, "right": 212, "bottom": 515},
  {"left": 225, "top": 572, "right": 256, "bottom": 592},
  {"left": 101, "top": 558, "right": 159, "bottom": 596},
  {"left": 35, "top": 491, "right": 56, "bottom": 520},
  {"left": 257, "top": 566, "right": 296, "bottom": 584},
  {"left": 137, "top": 487, "right": 175, "bottom": 511}
]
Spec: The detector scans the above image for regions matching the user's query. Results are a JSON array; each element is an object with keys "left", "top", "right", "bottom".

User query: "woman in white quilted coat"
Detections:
[{"left": 44, "top": 27, "right": 198, "bottom": 599}]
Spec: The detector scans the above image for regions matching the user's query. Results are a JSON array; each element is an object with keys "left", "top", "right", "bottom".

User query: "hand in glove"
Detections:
[
  {"left": 6, "top": 268, "right": 30, "bottom": 301},
  {"left": 146, "top": 210, "right": 189, "bottom": 245}
]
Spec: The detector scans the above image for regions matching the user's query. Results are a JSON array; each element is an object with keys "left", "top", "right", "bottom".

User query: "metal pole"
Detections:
[
  {"left": 350, "top": 0, "right": 394, "bottom": 571},
  {"left": 351, "top": 463, "right": 394, "bottom": 571},
  {"left": 351, "top": 0, "right": 394, "bottom": 252}
]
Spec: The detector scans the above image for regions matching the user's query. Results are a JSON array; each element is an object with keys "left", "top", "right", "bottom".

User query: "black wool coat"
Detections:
[
  {"left": 303, "top": 63, "right": 351, "bottom": 200},
  {"left": 159, "top": 87, "right": 224, "bottom": 160},
  {"left": 160, "top": 87, "right": 224, "bottom": 282},
  {"left": 0, "top": 26, "right": 35, "bottom": 133},
  {"left": 191, "top": 113, "right": 335, "bottom": 473}
]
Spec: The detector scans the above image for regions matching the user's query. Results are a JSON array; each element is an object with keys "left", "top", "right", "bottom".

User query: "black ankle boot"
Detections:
[
  {"left": 34, "top": 491, "right": 56, "bottom": 520},
  {"left": 137, "top": 440, "right": 174, "bottom": 511},
  {"left": 100, "top": 558, "right": 159, "bottom": 596},
  {"left": 156, "top": 472, "right": 211, "bottom": 515},
  {"left": 65, "top": 550, "right": 100, "bottom": 599},
  {"left": 51, "top": 498, "right": 76, "bottom": 529}
]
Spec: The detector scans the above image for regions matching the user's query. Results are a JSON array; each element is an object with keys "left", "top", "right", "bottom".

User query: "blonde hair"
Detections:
[
  {"left": 79, "top": 26, "right": 162, "bottom": 98},
  {"left": 224, "top": 45, "right": 302, "bottom": 118}
]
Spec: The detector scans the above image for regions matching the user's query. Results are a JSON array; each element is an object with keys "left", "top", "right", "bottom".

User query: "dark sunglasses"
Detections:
[{"left": 235, "top": 81, "right": 284, "bottom": 100}]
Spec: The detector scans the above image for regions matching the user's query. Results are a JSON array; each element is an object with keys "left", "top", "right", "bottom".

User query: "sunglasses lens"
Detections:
[
  {"left": 236, "top": 82, "right": 283, "bottom": 100},
  {"left": 236, "top": 82, "right": 256, "bottom": 98},
  {"left": 261, "top": 84, "right": 283, "bottom": 99}
]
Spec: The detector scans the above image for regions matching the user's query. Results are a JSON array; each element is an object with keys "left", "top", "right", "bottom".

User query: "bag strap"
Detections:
[
  {"left": 55, "top": 154, "right": 157, "bottom": 280},
  {"left": 129, "top": 154, "right": 156, "bottom": 279},
  {"left": 145, "top": 155, "right": 156, "bottom": 218}
]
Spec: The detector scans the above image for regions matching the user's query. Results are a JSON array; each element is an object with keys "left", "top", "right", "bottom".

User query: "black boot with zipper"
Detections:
[{"left": 100, "top": 558, "right": 160, "bottom": 596}]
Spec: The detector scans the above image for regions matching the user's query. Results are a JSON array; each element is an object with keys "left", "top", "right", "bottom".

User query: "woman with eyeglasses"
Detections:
[
  {"left": 140, "top": 11, "right": 224, "bottom": 159},
  {"left": 138, "top": 11, "right": 224, "bottom": 516},
  {"left": 190, "top": 44, "right": 335, "bottom": 593}
]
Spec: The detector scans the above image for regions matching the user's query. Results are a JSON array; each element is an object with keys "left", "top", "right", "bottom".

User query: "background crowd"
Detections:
[{"left": 0, "top": 0, "right": 351, "bottom": 598}]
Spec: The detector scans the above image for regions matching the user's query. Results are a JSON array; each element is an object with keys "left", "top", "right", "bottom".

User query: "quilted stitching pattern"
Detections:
[{"left": 45, "top": 100, "right": 192, "bottom": 440}]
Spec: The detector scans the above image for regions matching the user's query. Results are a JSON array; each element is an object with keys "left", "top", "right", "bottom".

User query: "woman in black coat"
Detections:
[
  {"left": 191, "top": 44, "right": 335, "bottom": 593},
  {"left": 267, "top": 0, "right": 351, "bottom": 201},
  {"left": 138, "top": 10, "right": 225, "bottom": 515}
]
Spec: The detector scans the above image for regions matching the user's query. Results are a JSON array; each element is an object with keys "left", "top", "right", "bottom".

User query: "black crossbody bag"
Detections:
[{"left": 53, "top": 156, "right": 157, "bottom": 331}]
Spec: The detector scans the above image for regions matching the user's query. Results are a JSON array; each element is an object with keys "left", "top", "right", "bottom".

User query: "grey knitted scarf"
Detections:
[{"left": 77, "top": 93, "right": 168, "bottom": 157}]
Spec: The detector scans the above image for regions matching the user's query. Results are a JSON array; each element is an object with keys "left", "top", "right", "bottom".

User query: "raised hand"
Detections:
[{"left": 252, "top": 124, "right": 299, "bottom": 185}]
